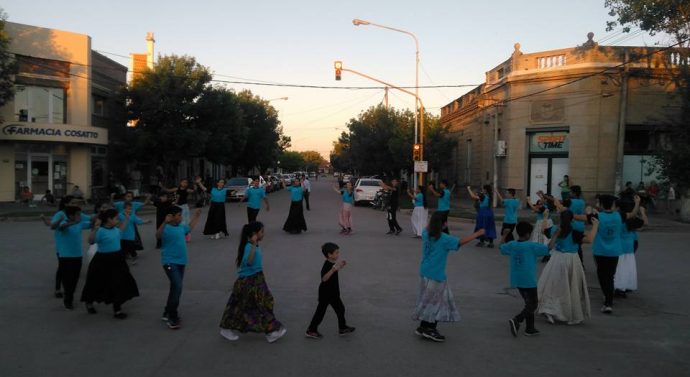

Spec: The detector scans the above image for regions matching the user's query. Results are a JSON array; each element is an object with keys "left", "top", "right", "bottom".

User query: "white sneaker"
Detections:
[
  {"left": 601, "top": 305, "right": 613, "bottom": 314},
  {"left": 545, "top": 314, "right": 555, "bottom": 324},
  {"left": 265, "top": 327, "right": 287, "bottom": 343},
  {"left": 220, "top": 328, "right": 239, "bottom": 341}
]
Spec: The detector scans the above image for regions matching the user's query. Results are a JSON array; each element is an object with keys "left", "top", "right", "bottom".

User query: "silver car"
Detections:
[{"left": 226, "top": 177, "right": 252, "bottom": 201}]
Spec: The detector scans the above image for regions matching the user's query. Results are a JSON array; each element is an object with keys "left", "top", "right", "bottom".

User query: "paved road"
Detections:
[{"left": 1, "top": 178, "right": 689, "bottom": 377}]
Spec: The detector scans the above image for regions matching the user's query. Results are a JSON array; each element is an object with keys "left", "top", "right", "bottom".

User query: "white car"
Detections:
[{"left": 353, "top": 178, "right": 383, "bottom": 205}]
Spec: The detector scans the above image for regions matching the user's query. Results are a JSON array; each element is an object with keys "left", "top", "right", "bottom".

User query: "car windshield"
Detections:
[
  {"left": 358, "top": 180, "right": 381, "bottom": 187},
  {"left": 228, "top": 178, "right": 248, "bottom": 186}
]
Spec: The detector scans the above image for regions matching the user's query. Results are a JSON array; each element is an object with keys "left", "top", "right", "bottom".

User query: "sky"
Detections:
[{"left": 3, "top": 0, "right": 667, "bottom": 158}]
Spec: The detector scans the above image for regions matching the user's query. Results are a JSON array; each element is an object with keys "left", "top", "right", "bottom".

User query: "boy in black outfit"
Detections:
[{"left": 306, "top": 242, "right": 355, "bottom": 339}]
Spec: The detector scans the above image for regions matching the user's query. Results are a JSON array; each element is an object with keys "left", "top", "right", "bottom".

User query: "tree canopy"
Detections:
[
  {"left": 0, "top": 8, "right": 17, "bottom": 114},
  {"left": 330, "top": 105, "right": 453, "bottom": 178}
]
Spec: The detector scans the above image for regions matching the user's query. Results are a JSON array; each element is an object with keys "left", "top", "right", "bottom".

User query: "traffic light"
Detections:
[
  {"left": 334, "top": 61, "right": 342, "bottom": 81},
  {"left": 412, "top": 143, "right": 421, "bottom": 161}
]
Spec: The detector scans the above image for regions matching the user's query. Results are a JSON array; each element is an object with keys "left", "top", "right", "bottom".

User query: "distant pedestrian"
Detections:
[
  {"left": 495, "top": 188, "right": 519, "bottom": 243},
  {"left": 157, "top": 206, "right": 202, "bottom": 329},
  {"left": 500, "top": 221, "right": 550, "bottom": 337},
  {"left": 427, "top": 180, "right": 451, "bottom": 233},
  {"left": 219, "top": 221, "right": 287, "bottom": 343},
  {"left": 333, "top": 182, "right": 353, "bottom": 235},
  {"left": 407, "top": 185, "right": 428, "bottom": 238},
  {"left": 666, "top": 185, "right": 677, "bottom": 214},
  {"left": 380, "top": 179, "right": 403, "bottom": 235},
  {"left": 245, "top": 178, "right": 270, "bottom": 223},
  {"left": 203, "top": 179, "right": 230, "bottom": 240},
  {"left": 81, "top": 209, "right": 140, "bottom": 319},
  {"left": 558, "top": 175, "right": 570, "bottom": 201},
  {"left": 283, "top": 178, "right": 307, "bottom": 234},
  {"left": 467, "top": 185, "right": 497, "bottom": 248},
  {"left": 413, "top": 212, "right": 484, "bottom": 342},
  {"left": 302, "top": 175, "right": 312, "bottom": 211},
  {"left": 305, "top": 242, "right": 355, "bottom": 339}
]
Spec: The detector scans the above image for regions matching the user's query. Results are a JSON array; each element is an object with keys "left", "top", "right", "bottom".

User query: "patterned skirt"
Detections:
[
  {"left": 219, "top": 272, "right": 283, "bottom": 333},
  {"left": 412, "top": 277, "right": 461, "bottom": 323}
]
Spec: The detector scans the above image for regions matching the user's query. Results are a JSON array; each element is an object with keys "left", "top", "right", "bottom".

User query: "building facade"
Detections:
[
  {"left": 0, "top": 22, "right": 126, "bottom": 202},
  {"left": 440, "top": 34, "right": 684, "bottom": 201}
]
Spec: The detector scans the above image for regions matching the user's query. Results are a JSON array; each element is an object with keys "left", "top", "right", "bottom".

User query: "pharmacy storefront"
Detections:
[
  {"left": 0, "top": 123, "right": 108, "bottom": 202},
  {"left": 527, "top": 131, "right": 569, "bottom": 199}
]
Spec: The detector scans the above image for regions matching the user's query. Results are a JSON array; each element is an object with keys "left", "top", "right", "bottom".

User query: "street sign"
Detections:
[{"left": 414, "top": 161, "right": 428, "bottom": 173}]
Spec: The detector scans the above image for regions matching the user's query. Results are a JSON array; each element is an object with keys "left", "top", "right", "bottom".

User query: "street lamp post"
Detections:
[{"left": 352, "top": 18, "right": 421, "bottom": 186}]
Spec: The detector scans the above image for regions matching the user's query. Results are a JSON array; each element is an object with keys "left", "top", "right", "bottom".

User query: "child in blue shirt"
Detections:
[
  {"left": 499, "top": 221, "right": 549, "bottom": 337},
  {"left": 412, "top": 212, "right": 485, "bottom": 342},
  {"left": 156, "top": 206, "right": 202, "bottom": 329},
  {"left": 427, "top": 180, "right": 452, "bottom": 233},
  {"left": 56, "top": 205, "right": 93, "bottom": 309},
  {"left": 496, "top": 188, "right": 520, "bottom": 242},
  {"left": 245, "top": 178, "right": 270, "bottom": 223},
  {"left": 119, "top": 202, "right": 150, "bottom": 263}
]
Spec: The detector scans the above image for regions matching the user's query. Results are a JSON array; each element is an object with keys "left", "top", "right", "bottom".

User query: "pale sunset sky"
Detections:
[{"left": 3, "top": 0, "right": 667, "bottom": 158}]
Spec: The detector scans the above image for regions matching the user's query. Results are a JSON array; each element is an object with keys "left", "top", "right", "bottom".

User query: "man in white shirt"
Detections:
[{"left": 302, "top": 175, "right": 312, "bottom": 211}]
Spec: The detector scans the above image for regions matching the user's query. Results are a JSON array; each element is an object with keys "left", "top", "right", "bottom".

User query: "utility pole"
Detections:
[
  {"left": 614, "top": 48, "right": 629, "bottom": 194},
  {"left": 492, "top": 104, "right": 502, "bottom": 208}
]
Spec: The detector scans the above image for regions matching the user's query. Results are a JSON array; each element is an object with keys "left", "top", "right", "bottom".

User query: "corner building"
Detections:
[
  {"left": 0, "top": 22, "right": 126, "bottom": 202},
  {"left": 440, "top": 34, "right": 685, "bottom": 200}
]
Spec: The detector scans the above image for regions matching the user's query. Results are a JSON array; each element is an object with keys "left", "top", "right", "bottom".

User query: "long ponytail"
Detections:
[{"left": 236, "top": 221, "right": 264, "bottom": 267}]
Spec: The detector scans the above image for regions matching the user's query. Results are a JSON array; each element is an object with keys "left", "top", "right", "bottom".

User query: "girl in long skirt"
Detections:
[
  {"left": 413, "top": 212, "right": 485, "bottom": 342},
  {"left": 467, "top": 185, "right": 497, "bottom": 247},
  {"left": 407, "top": 185, "right": 428, "bottom": 238},
  {"left": 614, "top": 205, "right": 647, "bottom": 297},
  {"left": 283, "top": 178, "right": 307, "bottom": 234},
  {"left": 537, "top": 210, "right": 597, "bottom": 325},
  {"left": 203, "top": 179, "right": 229, "bottom": 239},
  {"left": 81, "top": 209, "right": 140, "bottom": 318},
  {"left": 333, "top": 182, "right": 354, "bottom": 235},
  {"left": 219, "top": 222, "right": 287, "bottom": 343}
]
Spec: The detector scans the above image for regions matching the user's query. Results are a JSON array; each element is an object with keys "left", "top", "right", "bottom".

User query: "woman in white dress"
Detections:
[{"left": 407, "top": 186, "right": 428, "bottom": 238}]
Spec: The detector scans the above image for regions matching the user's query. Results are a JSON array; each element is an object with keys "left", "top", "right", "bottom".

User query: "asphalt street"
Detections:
[{"left": 1, "top": 178, "right": 689, "bottom": 377}]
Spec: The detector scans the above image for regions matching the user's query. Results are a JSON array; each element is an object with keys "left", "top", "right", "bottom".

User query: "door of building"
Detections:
[
  {"left": 529, "top": 158, "right": 548, "bottom": 199},
  {"left": 550, "top": 157, "right": 569, "bottom": 198},
  {"left": 528, "top": 131, "right": 570, "bottom": 200},
  {"left": 28, "top": 153, "right": 52, "bottom": 200}
]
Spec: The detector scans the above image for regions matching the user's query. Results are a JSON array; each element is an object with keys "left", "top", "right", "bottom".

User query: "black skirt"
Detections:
[
  {"left": 283, "top": 201, "right": 307, "bottom": 233},
  {"left": 80, "top": 251, "right": 140, "bottom": 305},
  {"left": 203, "top": 202, "right": 228, "bottom": 235}
]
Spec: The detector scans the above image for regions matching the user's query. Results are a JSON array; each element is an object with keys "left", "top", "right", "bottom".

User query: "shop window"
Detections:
[
  {"left": 93, "top": 95, "right": 106, "bottom": 116},
  {"left": 14, "top": 85, "right": 65, "bottom": 124}
]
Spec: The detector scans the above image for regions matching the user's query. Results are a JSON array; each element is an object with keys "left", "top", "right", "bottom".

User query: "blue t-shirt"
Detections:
[
  {"left": 593, "top": 211, "right": 623, "bottom": 257},
  {"left": 161, "top": 223, "right": 191, "bottom": 265},
  {"left": 56, "top": 218, "right": 92, "bottom": 257},
  {"left": 414, "top": 193, "right": 424, "bottom": 207},
  {"left": 210, "top": 187, "right": 228, "bottom": 203},
  {"left": 479, "top": 195, "right": 490, "bottom": 209},
  {"left": 569, "top": 198, "right": 586, "bottom": 232},
  {"left": 287, "top": 186, "right": 303, "bottom": 202},
  {"left": 499, "top": 240, "right": 549, "bottom": 288},
  {"left": 620, "top": 226, "right": 636, "bottom": 254},
  {"left": 552, "top": 226, "right": 579, "bottom": 253},
  {"left": 238, "top": 243, "right": 263, "bottom": 277},
  {"left": 118, "top": 213, "right": 144, "bottom": 241},
  {"left": 52, "top": 211, "right": 91, "bottom": 254},
  {"left": 502, "top": 198, "right": 519, "bottom": 224},
  {"left": 114, "top": 201, "right": 144, "bottom": 215},
  {"left": 246, "top": 186, "right": 266, "bottom": 209},
  {"left": 419, "top": 229, "right": 460, "bottom": 281},
  {"left": 437, "top": 189, "right": 451, "bottom": 211},
  {"left": 94, "top": 227, "right": 122, "bottom": 253},
  {"left": 341, "top": 189, "right": 354, "bottom": 204}
]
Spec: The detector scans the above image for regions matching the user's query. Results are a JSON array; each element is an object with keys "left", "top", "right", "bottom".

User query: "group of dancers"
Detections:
[{"left": 42, "top": 174, "right": 647, "bottom": 344}]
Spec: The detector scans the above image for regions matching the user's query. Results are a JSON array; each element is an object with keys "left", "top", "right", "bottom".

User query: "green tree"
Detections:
[
  {"left": 606, "top": 0, "right": 690, "bottom": 220},
  {"left": 278, "top": 151, "right": 304, "bottom": 172},
  {"left": 423, "top": 116, "right": 456, "bottom": 176},
  {"left": 124, "top": 54, "right": 213, "bottom": 177},
  {"left": 0, "top": 8, "right": 18, "bottom": 115},
  {"left": 236, "top": 90, "right": 284, "bottom": 174},
  {"left": 196, "top": 87, "right": 245, "bottom": 167},
  {"left": 300, "top": 150, "right": 325, "bottom": 172}
]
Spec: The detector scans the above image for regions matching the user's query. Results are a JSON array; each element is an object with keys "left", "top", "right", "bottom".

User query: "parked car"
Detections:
[
  {"left": 226, "top": 177, "right": 252, "bottom": 201},
  {"left": 268, "top": 175, "right": 282, "bottom": 191},
  {"left": 353, "top": 178, "right": 383, "bottom": 205},
  {"left": 281, "top": 173, "right": 294, "bottom": 186}
]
